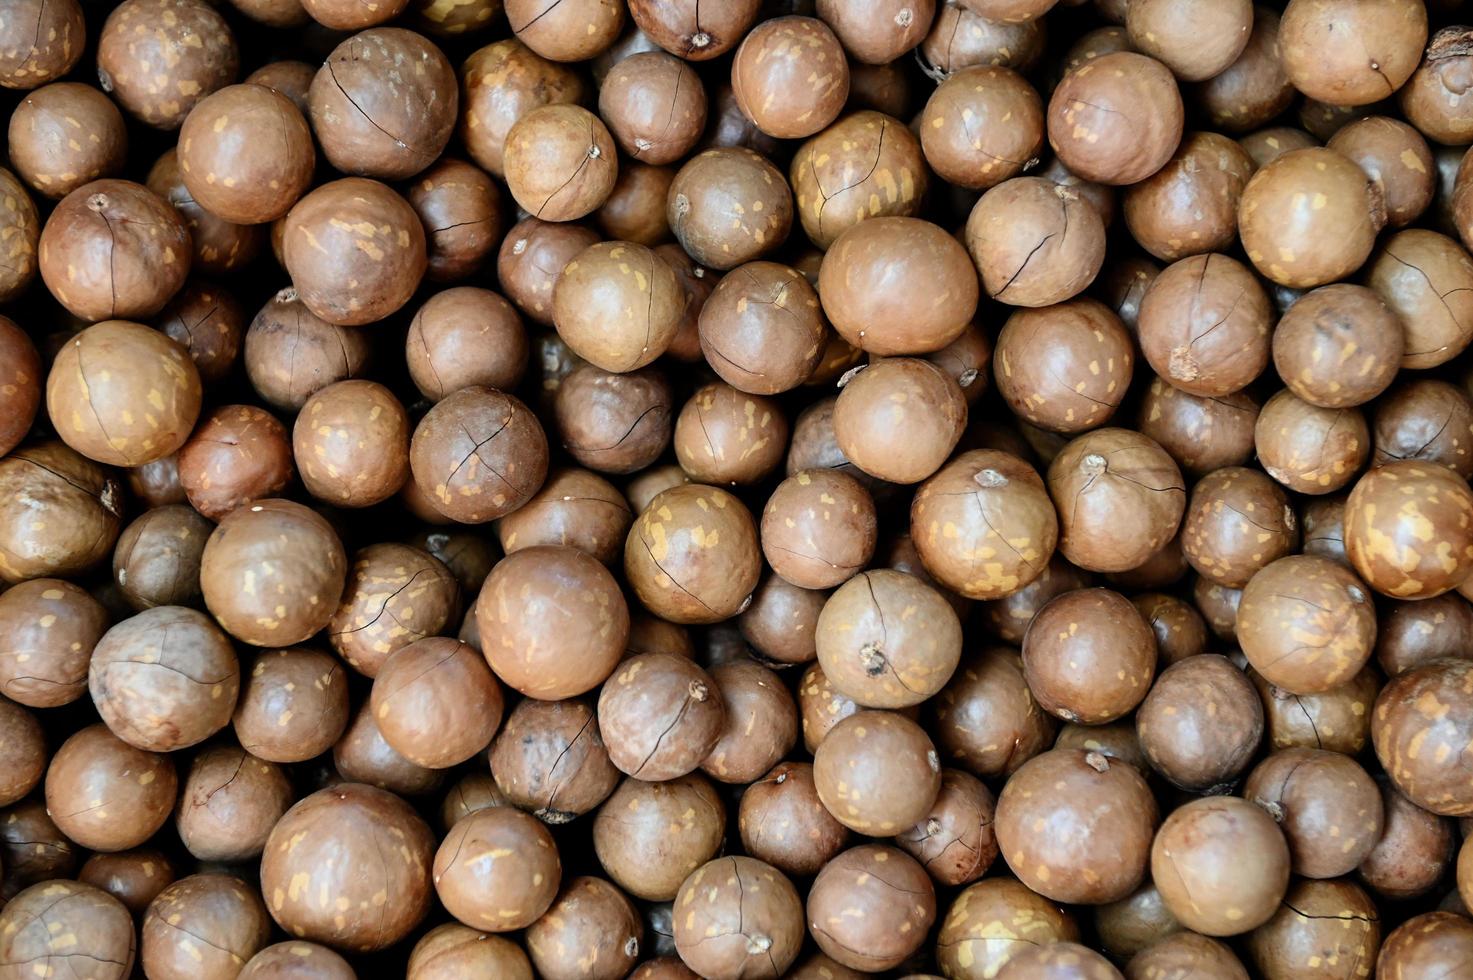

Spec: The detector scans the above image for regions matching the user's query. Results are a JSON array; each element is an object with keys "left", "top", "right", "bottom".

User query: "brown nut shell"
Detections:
[
  {"left": 1150, "top": 795, "right": 1290, "bottom": 936},
  {"left": 1372, "top": 658, "right": 1473, "bottom": 815},
  {"left": 553, "top": 241, "right": 682, "bottom": 372},
  {"left": 0, "top": 881, "right": 135, "bottom": 980},
  {"left": 1022, "top": 587, "right": 1156, "bottom": 724},
  {"left": 598, "top": 652, "right": 724, "bottom": 781},
  {"left": 1245, "top": 747, "right": 1384, "bottom": 878},
  {"left": 1345, "top": 459, "right": 1473, "bottom": 599},
  {"left": 0, "top": 442, "right": 123, "bottom": 584},
  {"left": 813, "top": 709, "right": 941, "bottom": 834},
  {"left": 504, "top": 104, "right": 618, "bottom": 222},
  {"left": 1181, "top": 466, "right": 1299, "bottom": 588},
  {"left": 793, "top": 111, "right": 927, "bottom": 248},
  {"left": 176, "top": 746, "right": 292, "bottom": 862},
  {"left": 624, "top": 484, "right": 761, "bottom": 624},
  {"left": 45, "top": 724, "right": 177, "bottom": 851},
  {"left": 1237, "top": 554, "right": 1376, "bottom": 695},
  {"left": 593, "top": 773, "right": 725, "bottom": 901},
  {"left": 410, "top": 386, "right": 549, "bottom": 523},
  {"left": 807, "top": 845, "right": 935, "bottom": 972},
  {"left": 179, "top": 83, "right": 313, "bottom": 223},
  {"left": 96, "top": 0, "right": 238, "bottom": 130},
  {"left": 993, "top": 298, "right": 1133, "bottom": 432},
  {"left": 1047, "top": 52, "right": 1184, "bottom": 185},
  {"left": 1137, "top": 253, "right": 1272, "bottom": 397},
  {"left": 833, "top": 358, "right": 967, "bottom": 484},
  {"left": 489, "top": 697, "right": 618, "bottom": 823},
  {"left": 1279, "top": 0, "right": 1427, "bottom": 107},
  {"left": 1137, "top": 654, "right": 1263, "bottom": 790},
  {"left": 731, "top": 17, "right": 849, "bottom": 140},
  {"left": 0, "top": 579, "right": 107, "bottom": 707}
]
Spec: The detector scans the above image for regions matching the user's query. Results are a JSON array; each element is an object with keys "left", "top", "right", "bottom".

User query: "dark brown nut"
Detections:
[
  {"left": 410, "top": 385, "right": 549, "bottom": 523},
  {"left": 594, "top": 773, "right": 724, "bottom": 901},
  {"left": 1280, "top": 0, "right": 1426, "bottom": 106},
  {"left": 834, "top": 359, "right": 967, "bottom": 484},
  {"left": 229, "top": 0, "right": 309, "bottom": 29},
  {"left": 737, "top": 576, "right": 825, "bottom": 666},
  {"left": 819, "top": 216, "right": 978, "bottom": 355},
  {"left": 1047, "top": 428, "right": 1186, "bottom": 573},
  {"left": 1137, "top": 253, "right": 1272, "bottom": 397},
  {"left": 790, "top": 112, "right": 926, "bottom": 249},
  {"left": 8, "top": 82, "right": 127, "bottom": 199},
  {"left": 243, "top": 58, "right": 315, "bottom": 105},
  {"left": 1194, "top": 576, "right": 1244, "bottom": 642},
  {"left": 598, "top": 652, "right": 724, "bottom": 780},
  {"left": 0, "top": 882, "right": 134, "bottom": 979},
  {"left": 672, "top": 857, "right": 803, "bottom": 977},
  {"left": 459, "top": 40, "right": 584, "bottom": 179},
  {"left": 153, "top": 281, "right": 246, "bottom": 385},
  {"left": 800, "top": 661, "right": 865, "bottom": 752},
  {"left": 146, "top": 148, "right": 262, "bottom": 275},
  {"left": 504, "top": 104, "right": 617, "bottom": 222},
  {"left": 598, "top": 52, "right": 705, "bottom": 165},
  {"left": 997, "top": 748, "right": 1156, "bottom": 904},
  {"left": 407, "top": 926, "right": 531, "bottom": 980},
  {"left": 927, "top": 322, "right": 993, "bottom": 406},
  {"left": 596, "top": 163, "right": 675, "bottom": 245},
  {"left": 1239, "top": 147, "right": 1387, "bottom": 288},
  {"left": 264, "top": 784, "right": 434, "bottom": 950},
  {"left": 1245, "top": 748, "right": 1384, "bottom": 877},
  {"left": 508, "top": 0, "right": 623, "bottom": 61},
  {"left": 97, "top": 0, "right": 237, "bottom": 129},
  {"left": 1346, "top": 459, "right": 1473, "bottom": 599},
  {"left": 177, "top": 405, "right": 293, "bottom": 522},
  {"left": 912, "top": 449, "right": 1058, "bottom": 600},
  {"left": 46, "top": 320, "right": 201, "bottom": 468},
  {"left": 370, "top": 637, "right": 502, "bottom": 769},
  {"left": 200, "top": 499, "right": 344, "bottom": 649},
  {"left": 1109, "top": 534, "right": 1191, "bottom": 591},
  {"left": 1366, "top": 229, "right": 1473, "bottom": 369},
  {"left": 408, "top": 158, "right": 503, "bottom": 282},
  {"left": 993, "top": 298, "right": 1132, "bottom": 432},
  {"left": 1059, "top": 24, "right": 1131, "bottom": 76},
  {"left": 176, "top": 746, "right": 292, "bottom": 862},
  {"left": 1253, "top": 665, "right": 1378, "bottom": 754},
  {"left": 0, "top": 442, "right": 123, "bottom": 584},
  {"left": 1273, "top": 284, "right": 1403, "bottom": 408},
  {"left": 920, "top": 0, "right": 1046, "bottom": 75},
  {"left": 813, "top": 709, "right": 941, "bottom": 834},
  {"left": 281, "top": 178, "right": 427, "bottom": 326},
  {"left": 1181, "top": 466, "right": 1298, "bottom": 588},
  {"left": 761, "top": 469, "right": 877, "bottom": 590},
  {"left": 1247, "top": 879, "right": 1381, "bottom": 980},
  {"left": 1373, "top": 659, "right": 1473, "bottom": 815},
  {"left": 242, "top": 942, "right": 358, "bottom": 980},
  {"left": 731, "top": 16, "right": 848, "bottom": 139},
  {"left": 79, "top": 850, "right": 176, "bottom": 916},
  {"left": 1138, "top": 654, "right": 1262, "bottom": 790},
  {"left": 1022, "top": 588, "right": 1155, "bottom": 724},
  {"left": 335, "top": 696, "right": 444, "bottom": 797},
  {"left": 698, "top": 261, "right": 824, "bottom": 395},
  {"left": 0, "top": 578, "right": 107, "bottom": 706},
  {"left": 1126, "top": 0, "right": 1251, "bottom": 80},
  {"left": 701, "top": 659, "right": 797, "bottom": 783},
  {"left": 807, "top": 846, "right": 935, "bottom": 972},
  {"left": 980, "top": 556, "right": 1088, "bottom": 644},
  {"left": 525, "top": 877, "right": 640, "bottom": 980},
  {"left": 738, "top": 762, "right": 849, "bottom": 876},
  {"left": 1401, "top": 27, "right": 1473, "bottom": 146},
  {"left": 1328, "top": 116, "right": 1435, "bottom": 228},
  {"left": 478, "top": 545, "right": 628, "bottom": 699},
  {"left": 1047, "top": 52, "right": 1183, "bottom": 185},
  {"left": 1035, "top": 155, "right": 1119, "bottom": 230},
  {"left": 1361, "top": 779, "right": 1454, "bottom": 900},
  {"left": 1239, "top": 126, "right": 1319, "bottom": 167},
  {"left": 434, "top": 804, "right": 558, "bottom": 932},
  {"left": 308, "top": 29, "right": 456, "bottom": 180},
  {"left": 785, "top": 397, "right": 873, "bottom": 490},
  {"left": 40, "top": 181, "right": 191, "bottom": 321},
  {"left": 489, "top": 697, "right": 618, "bottom": 822},
  {"left": 555, "top": 365, "right": 672, "bottom": 475},
  {"left": 0, "top": 698, "right": 43, "bottom": 806},
  {"left": 243, "top": 290, "right": 370, "bottom": 411},
  {"left": 1238, "top": 554, "right": 1375, "bottom": 694},
  {"left": 89, "top": 606, "right": 238, "bottom": 752},
  {"left": 178, "top": 84, "right": 312, "bottom": 224},
  {"left": 1255, "top": 389, "right": 1370, "bottom": 494},
  {"left": 816, "top": 0, "right": 933, "bottom": 63},
  {"left": 1380, "top": 911, "right": 1473, "bottom": 976},
  {"left": 624, "top": 484, "right": 761, "bottom": 624},
  {"left": 407, "top": 287, "right": 527, "bottom": 400},
  {"left": 0, "top": 180, "right": 39, "bottom": 304},
  {"left": 45, "top": 723, "right": 177, "bottom": 851},
  {"left": 111, "top": 505, "right": 208, "bottom": 611},
  {"left": 1376, "top": 593, "right": 1473, "bottom": 675},
  {"left": 553, "top": 241, "right": 682, "bottom": 372},
  {"left": 667, "top": 147, "right": 793, "bottom": 271},
  {"left": 629, "top": 0, "right": 758, "bottom": 59},
  {"left": 1094, "top": 884, "right": 1182, "bottom": 964},
  {"left": 1194, "top": 8, "right": 1294, "bottom": 133},
  {"left": 301, "top": 0, "right": 409, "bottom": 28},
  {"left": 962, "top": 0, "right": 1055, "bottom": 22},
  {"left": 294, "top": 381, "right": 410, "bottom": 508},
  {"left": 1123, "top": 133, "right": 1255, "bottom": 261},
  {"left": 815, "top": 569, "right": 960, "bottom": 708},
  {"left": 1137, "top": 380, "right": 1259, "bottom": 477},
  {"left": 497, "top": 467, "right": 632, "bottom": 565},
  {"left": 967, "top": 177, "right": 1106, "bottom": 307},
  {"left": 410, "top": 530, "right": 496, "bottom": 598},
  {"left": 0, "top": 0, "right": 84, "bottom": 88},
  {"left": 1151, "top": 796, "right": 1289, "bottom": 936},
  {"left": 897, "top": 768, "right": 998, "bottom": 886},
  {"left": 919, "top": 67, "right": 1041, "bottom": 191},
  {"left": 1374, "top": 379, "right": 1473, "bottom": 477},
  {"left": 995, "top": 943, "right": 1125, "bottom": 980},
  {"left": 439, "top": 773, "right": 509, "bottom": 831},
  {"left": 936, "top": 879, "right": 1081, "bottom": 979}
]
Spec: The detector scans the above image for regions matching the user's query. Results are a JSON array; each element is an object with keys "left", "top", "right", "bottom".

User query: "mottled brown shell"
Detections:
[
  {"left": 1345, "top": 460, "right": 1473, "bottom": 599},
  {"left": 807, "top": 845, "right": 936, "bottom": 972}
]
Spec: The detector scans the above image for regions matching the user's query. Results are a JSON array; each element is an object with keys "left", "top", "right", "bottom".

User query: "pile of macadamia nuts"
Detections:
[{"left": 4, "top": 0, "right": 1473, "bottom": 976}]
